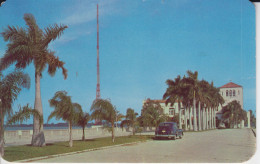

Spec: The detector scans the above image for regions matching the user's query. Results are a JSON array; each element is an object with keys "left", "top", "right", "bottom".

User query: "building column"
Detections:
[{"left": 247, "top": 111, "right": 251, "bottom": 128}]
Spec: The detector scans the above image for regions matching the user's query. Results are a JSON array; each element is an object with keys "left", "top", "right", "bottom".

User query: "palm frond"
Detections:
[
  {"left": 77, "top": 112, "right": 91, "bottom": 127},
  {"left": 0, "top": 26, "right": 32, "bottom": 71},
  {"left": 7, "top": 104, "right": 43, "bottom": 129},
  {"left": 1, "top": 25, "right": 28, "bottom": 42},
  {"left": 47, "top": 52, "right": 68, "bottom": 79},
  {"left": 23, "top": 13, "right": 43, "bottom": 43},
  {"left": 91, "top": 99, "right": 117, "bottom": 122},
  {"left": 47, "top": 110, "right": 58, "bottom": 123},
  {"left": 42, "top": 24, "right": 68, "bottom": 48},
  {"left": 0, "top": 71, "right": 30, "bottom": 116}
]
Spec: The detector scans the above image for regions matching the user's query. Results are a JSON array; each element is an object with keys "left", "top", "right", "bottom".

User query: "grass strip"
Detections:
[{"left": 3, "top": 135, "right": 153, "bottom": 162}]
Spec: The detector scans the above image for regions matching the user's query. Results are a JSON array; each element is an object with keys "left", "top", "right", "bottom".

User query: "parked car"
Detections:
[
  {"left": 155, "top": 122, "right": 183, "bottom": 140},
  {"left": 218, "top": 122, "right": 226, "bottom": 129}
]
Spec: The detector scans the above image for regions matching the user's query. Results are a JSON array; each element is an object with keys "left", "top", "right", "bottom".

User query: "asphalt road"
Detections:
[{"left": 34, "top": 128, "right": 256, "bottom": 163}]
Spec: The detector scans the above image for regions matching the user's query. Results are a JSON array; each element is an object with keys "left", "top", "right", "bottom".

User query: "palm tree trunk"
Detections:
[
  {"left": 209, "top": 108, "right": 211, "bottom": 129},
  {"left": 211, "top": 108, "right": 214, "bottom": 129},
  {"left": 69, "top": 121, "right": 73, "bottom": 147},
  {"left": 193, "top": 96, "right": 197, "bottom": 131},
  {"left": 213, "top": 109, "right": 217, "bottom": 129},
  {"left": 132, "top": 124, "right": 135, "bottom": 135},
  {"left": 82, "top": 126, "right": 85, "bottom": 141},
  {"left": 189, "top": 105, "right": 192, "bottom": 130},
  {"left": 198, "top": 102, "right": 201, "bottom": 131},
  {"left": 206, "top": 108, "right": 208, "bottom": 130},
  {"left": 112, "top": 123, "right": 115, "bottom": 142},
  {"left": 31, "top": 72, "right": 46, "bottom": 147},
  {"left": 201, "top": 107, "right": 203, "bottom": 131},
  {"left": 0, "top": 110, "right": 4, "bottom": 157},
  {"left": 208, "top": 108, "right": 211, "bottom": 129},
  {"left": 184, "top": 107, "right": 188, "bottom": 131},
  {"left": 178, "top": 102, "right": 182, "bottom": 129},
  {"left": 202, "top": 108, "right": 205, "bottom": 130}
]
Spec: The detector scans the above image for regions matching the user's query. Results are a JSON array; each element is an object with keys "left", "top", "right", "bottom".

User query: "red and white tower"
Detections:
[{"left": 96, "top": 4, "right": 101, "bottom": 99}]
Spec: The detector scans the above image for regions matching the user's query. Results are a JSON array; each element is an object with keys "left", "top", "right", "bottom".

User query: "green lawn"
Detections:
[{"left": 4, "top": 135, "right": 153, "bottom": 162}]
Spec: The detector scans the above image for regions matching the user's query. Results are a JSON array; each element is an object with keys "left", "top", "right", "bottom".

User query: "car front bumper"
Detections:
[{"left": 155, "top": 134, "right": 175, "bottom": 138}]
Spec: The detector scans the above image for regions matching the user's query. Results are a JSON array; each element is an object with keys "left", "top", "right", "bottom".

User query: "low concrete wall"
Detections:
[{"left": 4, "top": 127, "right": 133, "bottom": 146}]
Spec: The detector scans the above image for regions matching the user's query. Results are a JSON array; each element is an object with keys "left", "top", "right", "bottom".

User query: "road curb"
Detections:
[
  {"left": 251, "top": 128, "right": 256, "bottom": 137},
  {"left": 13, "top": 140, "right": 151, "bottom": 163}
]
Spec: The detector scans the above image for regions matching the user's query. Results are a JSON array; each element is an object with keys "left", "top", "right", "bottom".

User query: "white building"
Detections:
[{"left": 217, "top": 82, "right": 243, "bottom": 119}]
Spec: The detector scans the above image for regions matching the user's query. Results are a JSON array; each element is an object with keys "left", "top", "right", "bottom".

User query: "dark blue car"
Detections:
[{"left": 155, "top": 122, "right": 183, "bottom": 140}]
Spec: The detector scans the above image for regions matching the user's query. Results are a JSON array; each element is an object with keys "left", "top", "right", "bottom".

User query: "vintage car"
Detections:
[{"left": 155, "top": 122, "right": 183, "bottom": 140}]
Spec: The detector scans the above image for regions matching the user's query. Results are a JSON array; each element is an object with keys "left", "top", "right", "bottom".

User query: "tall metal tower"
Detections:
[{"left": 96, "top": 4, "right": 101, "bottom": 99}]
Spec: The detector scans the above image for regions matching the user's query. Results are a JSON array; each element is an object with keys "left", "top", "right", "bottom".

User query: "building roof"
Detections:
[
  {"left": 144, "top": 99, "right": 180, "bottom": 103},
  {"left": 144, "top": 99, "right": 166, "bottom": 103},
  {"left": 219, "top": 82, "right": 242, "bottom": 89}
]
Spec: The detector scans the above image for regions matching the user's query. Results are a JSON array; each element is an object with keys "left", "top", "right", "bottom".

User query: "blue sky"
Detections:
[{"left": 0, "top": 0, "right": 256, "bottom": 124}]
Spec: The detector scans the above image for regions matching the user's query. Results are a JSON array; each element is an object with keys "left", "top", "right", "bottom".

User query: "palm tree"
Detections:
[
  {"left": 185, "top": 70, "right": 200, "bottom": 131},
  {"left": 163, "top": 75, "right": 184, "bottom": 129},
  {"left": 121, "top": 108, "right": 138, "bottom": 135},
  {"left": 0, "top": 13, "right": 68, "bottom": 146},
  {"left": 179, "top": 77, "right": 193, "bottom": 131},
  {"left": 90, "top": 99, "right": 117, "bottom": 142},
  {"left": 115, "top": 110, "right": 125, "bottom": 129},
  {"left": 213, "top": 87, "right": 224, "bottom": 128},
  {"left": 77, "top": 112, "right": 91, "bottom": 141},
  {"left": 48, "top": 91, "right": 82, "bottom": 147},
  {"left": 197, "top": 80, "right": 211, "bottom": 131},
  {"left": 0, "top": 70, "right": 30, "bottom": 157}
]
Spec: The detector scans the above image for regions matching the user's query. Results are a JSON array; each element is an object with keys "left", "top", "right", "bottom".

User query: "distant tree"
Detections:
[
  {"left": 91, "top": 99, "right": 117, "bottom": 142},
  {"left": 121, "top": 108, "right": 138, "bottom": 135},
  {"left": 222, "top": 100, "right": 245, "bottom": 128},
  {"left": 0, "top": 71, "right": 30, "bottom": 157},
  {"left": 141, "top": 100, "right": 167, "bottom": 128},
  {"left": 48, "top": 91, "right": 82, "bottom": 147},
  {"left": 0, "top": 13, "right": 68, "bottom": 146},
  {"left": 249, "top": 110, "right": 256, "bottom": 128}
]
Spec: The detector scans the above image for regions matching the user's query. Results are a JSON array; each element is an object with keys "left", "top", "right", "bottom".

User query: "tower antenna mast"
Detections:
[{"left": 96, "top": 4, "right": 101, "bottom": 99}]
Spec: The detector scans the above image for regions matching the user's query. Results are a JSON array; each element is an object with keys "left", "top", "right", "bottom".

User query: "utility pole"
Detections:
[{"left": 96, "top": 4, "right": 101, "bottom": 100}]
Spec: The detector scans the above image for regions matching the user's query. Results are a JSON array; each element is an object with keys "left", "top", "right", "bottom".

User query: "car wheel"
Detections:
[{"left": 179, "top": 134, "right": 182, "bottom": 139}]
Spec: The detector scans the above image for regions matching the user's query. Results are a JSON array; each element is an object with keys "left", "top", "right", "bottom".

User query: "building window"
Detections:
[
  {"left": 238, "top": 90, "right": 240, "bottom": 95},
  {"left": 169, "top": 108, "right": 175, "bottom": 115},
  {"left": 226, "top": 90, "right": 228, "bottom": 96},
  {"left": 229, "top": 90, "right": 232, "bottom": 97},
  {"left": 233, "top": 90, "right": 236, "bottom": 97}
]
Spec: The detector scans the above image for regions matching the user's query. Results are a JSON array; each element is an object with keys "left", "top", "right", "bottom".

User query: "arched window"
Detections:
[
  {"left": 229, "top": 90, "right": 232, "bottom": 97},
  {"left": 226, "top": 90, "right": 228, "bottom": 96},
  {"left": 233, "top": 90, "right": 236, "bottom": 96}
]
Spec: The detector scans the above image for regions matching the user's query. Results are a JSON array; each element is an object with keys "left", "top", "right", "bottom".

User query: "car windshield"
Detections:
[{"left": 159, "top": 123, "right": 173, "bottom": 127}]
